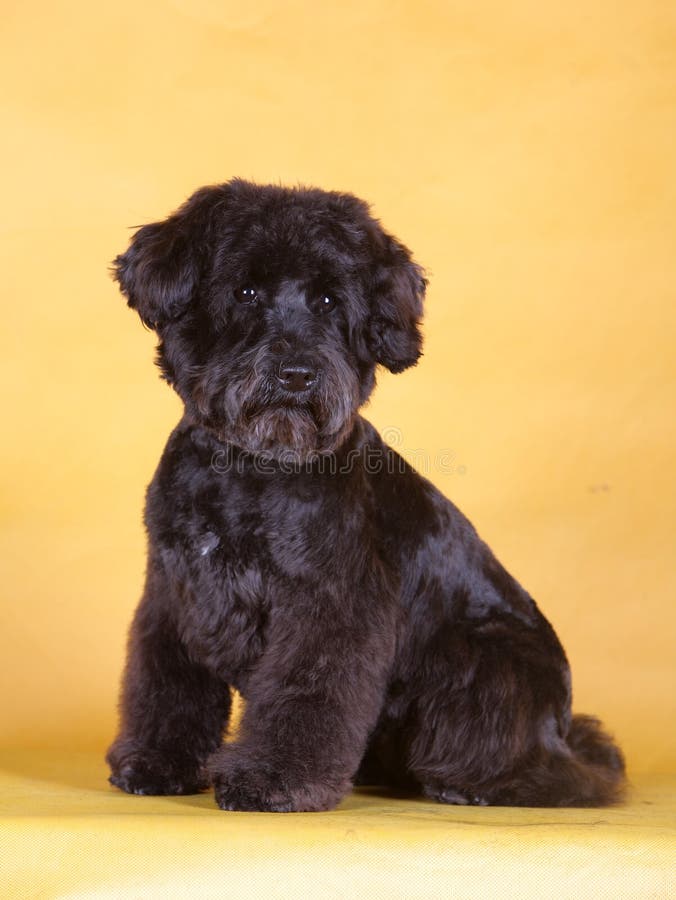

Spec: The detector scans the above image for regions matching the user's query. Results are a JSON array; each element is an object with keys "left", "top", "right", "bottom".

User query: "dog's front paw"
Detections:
[
  {"left": 208, "top": 747, "right": 346, "bottom": 812},
  {"left": 106, "top": 741, "right": 209, "bottom": 796},
  {"left": 213, "top": 766, "right": 296, "bottom": 813}
]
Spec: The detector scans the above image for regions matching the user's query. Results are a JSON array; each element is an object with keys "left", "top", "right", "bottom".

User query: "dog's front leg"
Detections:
[
  {"left": 106, "top": 557, "right": 232, "bottom": 795},
  {"left": 208, "top": 591, "right": 395, "bottom": 812}
]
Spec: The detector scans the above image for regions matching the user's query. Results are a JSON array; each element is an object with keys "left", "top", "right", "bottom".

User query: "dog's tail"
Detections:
[
  {"left": 496, "top": 714, "right": 626, "bottom": 807},
  {"left": 560, "top": 714, "right": 626, "bottom": 805}
]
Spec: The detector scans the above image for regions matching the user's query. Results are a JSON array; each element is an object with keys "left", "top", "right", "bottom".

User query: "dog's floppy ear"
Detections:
[
  {"left": 112, "top": 185, "right": 225, "bottom": 329},
  {"left": 366, "top": 228, "right": 426, "bottom": 374}
]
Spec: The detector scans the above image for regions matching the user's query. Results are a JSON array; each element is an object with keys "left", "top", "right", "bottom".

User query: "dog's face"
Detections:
[{"left": 113, "top": 179, "right": 425, "bottom": 459}]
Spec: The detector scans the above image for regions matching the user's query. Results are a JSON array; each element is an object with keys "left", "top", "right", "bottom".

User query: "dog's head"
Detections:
[{"left": 113, "top": 179, "right": 425, "bottom": 459}]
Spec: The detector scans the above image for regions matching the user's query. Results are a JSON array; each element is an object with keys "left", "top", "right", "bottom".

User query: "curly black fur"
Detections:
[{"left": 106, "top": 179, "right": 625, "bottom": 811}]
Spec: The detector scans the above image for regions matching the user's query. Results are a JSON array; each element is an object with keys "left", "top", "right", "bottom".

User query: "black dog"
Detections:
[{"left": 106, "top": 179, "right": 625, "bottom": 811}]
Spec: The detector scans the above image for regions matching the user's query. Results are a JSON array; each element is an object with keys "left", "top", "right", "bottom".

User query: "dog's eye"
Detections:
[
  {"left": 315, "top": 295, "right": 336, "bottom": 315},
  {"left": 235, "top": 287, "right": 259, "bottom": 304}
]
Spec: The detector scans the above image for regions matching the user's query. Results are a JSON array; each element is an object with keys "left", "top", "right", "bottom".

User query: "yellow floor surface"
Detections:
[{"left": 0, "top": 752, "right": 673, "bottom": 899}]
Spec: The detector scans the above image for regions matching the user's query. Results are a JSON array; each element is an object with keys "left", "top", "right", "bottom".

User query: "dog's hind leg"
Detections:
[
  {"left": 402, "top": 622, "right": 625, "bottom": 808},
  {"left": 106, "top": 557, "right": 231, "bottom": 795}
]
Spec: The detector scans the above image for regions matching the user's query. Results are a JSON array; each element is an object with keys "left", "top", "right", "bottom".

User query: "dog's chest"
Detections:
[
  {"left": 147, "top": 423, "right": 379, "bottom": 690},
  {"left": 183, "top": 527, "right": 270, "bottom": 687},
  {"left": 149, "top": 451, "right": 342, "bottom": 690},
  {"left": 149, "top": 466, "right": 276, "bottom": 690},
  {"left": 160, "top": 525, "right": 270, "bottom": 691}
]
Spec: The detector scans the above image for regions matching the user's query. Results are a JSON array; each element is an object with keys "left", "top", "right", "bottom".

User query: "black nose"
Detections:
[{"left": 276, "top": 362, "right": 317, "bottom": 393}]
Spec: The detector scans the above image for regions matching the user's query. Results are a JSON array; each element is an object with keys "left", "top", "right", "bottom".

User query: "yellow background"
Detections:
[{"left": 1, "top": 0, "right": 674, "bottom": 779}]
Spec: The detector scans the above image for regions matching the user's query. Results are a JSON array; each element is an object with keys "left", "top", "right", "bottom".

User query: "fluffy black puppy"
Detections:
[{"left": 106, "top": 179, "right": 625, "bottom": 811}]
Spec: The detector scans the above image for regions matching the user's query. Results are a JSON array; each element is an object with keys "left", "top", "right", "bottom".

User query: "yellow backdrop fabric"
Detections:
[
  {"left": 1, "top": 751, "right": 674, "bottom": 899},
  {"left": 1, "top": 0, "right": 675, "bottom": 895}
]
